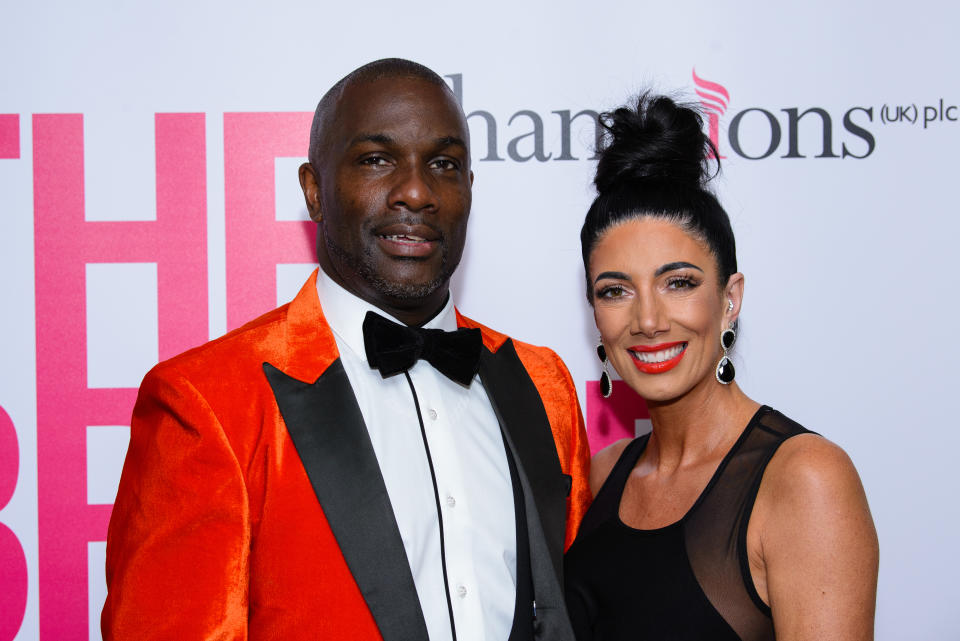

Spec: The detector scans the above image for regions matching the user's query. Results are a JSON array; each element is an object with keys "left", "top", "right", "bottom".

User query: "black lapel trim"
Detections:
[
  {"left": 478, "top": 340, "right": 574, "bottom": 640},
  {"left": 504, "top": 427, "right": 535, "bottom": 641},
  {"left": 263, "top": 360, "right": 428, "bottom": 641}
]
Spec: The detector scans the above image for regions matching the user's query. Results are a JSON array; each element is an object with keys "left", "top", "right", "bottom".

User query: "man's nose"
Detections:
[{"left": 388, "top": 164, "right": 436, "bottom": 212}]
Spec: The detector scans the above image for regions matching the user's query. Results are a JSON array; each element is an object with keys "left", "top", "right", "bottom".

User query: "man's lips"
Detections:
[
  {"left": 628, "top": 341, "right": 687, "bottom": 374},
  {"left": 375, "top": 223, "right": 440, "bottom": 258}
]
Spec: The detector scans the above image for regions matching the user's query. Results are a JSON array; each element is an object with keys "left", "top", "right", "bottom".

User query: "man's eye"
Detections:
[
  {"left": 430, "top": 158, "right": 459, "bottom": 170},
  {"left": 360, "top": 155, "right": 389, "bottom": 166}
]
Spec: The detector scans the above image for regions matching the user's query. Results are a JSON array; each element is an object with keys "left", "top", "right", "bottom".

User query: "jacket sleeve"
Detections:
[
  {"left": 546, "top": 350, "right": 592, "bottom": 551},
  {"left": 101, "top": 365, "right": 250, "bottom": 641},
  {"left": 514, "top": 345, "right": 593, "bottom": 550}
]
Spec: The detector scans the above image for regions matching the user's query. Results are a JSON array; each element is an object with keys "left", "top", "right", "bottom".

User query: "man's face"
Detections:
[{"left": 301, "top": 76, "right": 473, "bottom": 320}]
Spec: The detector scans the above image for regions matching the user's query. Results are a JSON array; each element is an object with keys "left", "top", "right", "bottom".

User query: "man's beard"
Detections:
[{"left": 324, "top": 234, "right": 456, "bottom": 302}]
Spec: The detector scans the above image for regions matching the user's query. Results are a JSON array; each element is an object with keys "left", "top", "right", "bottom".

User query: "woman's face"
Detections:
[{"left": 590, "top": 217, "right": 742, "bottom": 403}]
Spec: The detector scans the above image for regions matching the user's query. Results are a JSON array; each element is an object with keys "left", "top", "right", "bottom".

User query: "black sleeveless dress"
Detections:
[{"left": 564, "top": 406, "right": 810, "bottom": 641}]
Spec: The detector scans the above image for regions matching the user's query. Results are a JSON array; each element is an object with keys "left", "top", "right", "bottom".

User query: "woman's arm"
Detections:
[{"left": 750, "top": 434, "right": 879, "bottom": 641}]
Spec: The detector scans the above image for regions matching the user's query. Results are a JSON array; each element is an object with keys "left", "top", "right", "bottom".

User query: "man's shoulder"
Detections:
[
  {"left": 150, "top": 302, "right": 296, "bottom": 380},
  {"left": 456, "top": 311, "right": 572, "bottom": 380}
]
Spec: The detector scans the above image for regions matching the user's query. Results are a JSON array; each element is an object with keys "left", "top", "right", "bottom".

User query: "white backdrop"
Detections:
[{"left": 1, "top": 1, "right": 958, "bottom": 639}]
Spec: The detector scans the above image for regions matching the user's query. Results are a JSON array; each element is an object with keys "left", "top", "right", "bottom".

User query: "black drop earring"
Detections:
[
  {"left": 597, "top": 341, "right": 613, "bottom": 398},
  {"left": 715, "top": 325, "right": 736, "bottom": 384}
]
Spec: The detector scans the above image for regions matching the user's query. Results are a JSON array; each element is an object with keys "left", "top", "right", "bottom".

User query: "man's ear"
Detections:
[{"left": 298, "top": 162, "right": 323, "bottom": 223}]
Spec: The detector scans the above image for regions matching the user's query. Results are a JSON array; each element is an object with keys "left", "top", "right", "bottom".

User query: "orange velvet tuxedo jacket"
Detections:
[{"left": 102, "top": 270, "right": 592, "bottom": 641}]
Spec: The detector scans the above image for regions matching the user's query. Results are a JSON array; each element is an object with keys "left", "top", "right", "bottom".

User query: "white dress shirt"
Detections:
[{"left": 316, "top": 270, "right": 517, "bottom": 641}]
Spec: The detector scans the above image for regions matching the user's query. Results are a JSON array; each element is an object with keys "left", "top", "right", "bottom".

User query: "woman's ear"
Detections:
[{"left": 724, "top": 272, "right": 745, "bottom": 326}]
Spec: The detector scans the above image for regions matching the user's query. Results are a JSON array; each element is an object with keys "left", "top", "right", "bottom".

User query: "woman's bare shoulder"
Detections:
[
  {"left": 762, "top": 432, "right": 865, "bottom": 501},
  {"left": 589, "top": 437, "right": 634, "bottom": 497},
  {"left": 755, "top": 434, "right": 878, "bottom": 638}
]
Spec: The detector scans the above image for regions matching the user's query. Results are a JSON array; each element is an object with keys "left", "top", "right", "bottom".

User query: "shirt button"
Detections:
[
  {"left": 445, "top": 495, "right": 456, "bottom": 508},
  {"left": 456, "top": 585, "right": 467, "bottom": 598},
  {"left": 428, "top": 408, "right": 438, "bottom": 420}
]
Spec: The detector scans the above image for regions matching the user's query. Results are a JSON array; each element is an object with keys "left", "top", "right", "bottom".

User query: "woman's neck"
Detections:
[{"left": 643, "top": 381, "right": 761, "bottom": 472}]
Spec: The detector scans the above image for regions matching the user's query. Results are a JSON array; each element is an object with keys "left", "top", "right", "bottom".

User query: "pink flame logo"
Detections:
[{"left": 692, "top": 68, "right": 729, "bottom": 158}]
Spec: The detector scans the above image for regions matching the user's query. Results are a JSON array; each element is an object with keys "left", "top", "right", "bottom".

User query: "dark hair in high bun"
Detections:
[{"left": 581, "top": 93, "right": 737, "bottom": 302}]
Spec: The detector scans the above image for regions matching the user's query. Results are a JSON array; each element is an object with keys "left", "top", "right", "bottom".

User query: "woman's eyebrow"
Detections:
[
  {"left": 594, "top": 271, "right": 631, "bottom": 284},
  {"left": 655, "top": 261, "right": 703, "bottom": 276}
]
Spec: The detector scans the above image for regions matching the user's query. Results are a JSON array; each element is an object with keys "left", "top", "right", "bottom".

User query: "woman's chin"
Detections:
[
  {"left": 620, "top": 379, "right": 686, "bottom": 405},
  {"left": 618, "top": 369, "right": 714, "bottom": 406}
]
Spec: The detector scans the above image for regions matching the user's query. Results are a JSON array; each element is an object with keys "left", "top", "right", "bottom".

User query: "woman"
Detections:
[{"left": 564, "top": 94, "right": 878, "bottom": 640}]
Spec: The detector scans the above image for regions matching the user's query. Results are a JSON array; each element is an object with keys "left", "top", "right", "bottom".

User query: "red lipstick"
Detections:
[{"left": 629, "top": 341, "right": 687, "bottom": 374}]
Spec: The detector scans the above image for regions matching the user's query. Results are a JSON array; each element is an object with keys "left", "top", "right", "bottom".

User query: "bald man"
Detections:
[{"left": 103, "top": 58, "right": 591, "bottom": 641}]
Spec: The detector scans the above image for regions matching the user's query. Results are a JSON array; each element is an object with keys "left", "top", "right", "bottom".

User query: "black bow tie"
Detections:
[{"left": 362, "top": 311, "right": 483, "bottom": 386}]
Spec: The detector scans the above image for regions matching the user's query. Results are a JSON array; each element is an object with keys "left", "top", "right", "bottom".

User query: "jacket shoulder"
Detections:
[
  {"left": 148, "top": 303, "right": 293, "bottom": 381},
  {"left": 456, "top": 312, "right": 574, "bottom": 388}
]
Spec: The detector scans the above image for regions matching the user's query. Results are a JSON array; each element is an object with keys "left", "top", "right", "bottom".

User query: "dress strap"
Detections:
[{"left": 575, "top": 434, "right": 649, "bottom": 541}]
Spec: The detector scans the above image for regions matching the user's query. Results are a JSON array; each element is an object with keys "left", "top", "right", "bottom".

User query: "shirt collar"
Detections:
[{"left": 316, "top": 268, "right": 458, "bottom": 363}]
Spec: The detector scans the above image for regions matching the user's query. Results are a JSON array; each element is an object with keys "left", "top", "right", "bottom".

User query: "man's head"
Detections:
[{"left": 299, "top": 58, "right": 473, "bottom": 326}]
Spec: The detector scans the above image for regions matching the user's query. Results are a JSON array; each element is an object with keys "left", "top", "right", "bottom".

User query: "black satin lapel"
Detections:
[
  {"left": 263, "top": 360, "right": 428, "bottom": 641},
  {"left": 478, "top": 341, "right": 574, "bottom": 641}
]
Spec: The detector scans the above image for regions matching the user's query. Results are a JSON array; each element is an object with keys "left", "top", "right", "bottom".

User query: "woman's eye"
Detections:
[
  {"left": 597, "top": 285, "right": 626, "bottom": 299},
  {"left": 666, "top": 276, "right": 699, "bottom": 289}
]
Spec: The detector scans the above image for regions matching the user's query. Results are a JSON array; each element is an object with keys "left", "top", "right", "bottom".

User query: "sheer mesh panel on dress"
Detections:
[{"left": 684, "top": 408, "right": 809, "bottom": 641}]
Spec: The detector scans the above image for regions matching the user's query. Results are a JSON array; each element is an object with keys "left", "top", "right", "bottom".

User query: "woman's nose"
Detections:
[{"left": 631, "top": 293, "right": 666, "bottom": 337}]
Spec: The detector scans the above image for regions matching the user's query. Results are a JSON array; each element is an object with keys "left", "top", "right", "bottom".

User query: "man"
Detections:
[{"left": 103, "top": 58, "right": 591, "bottom": 641}]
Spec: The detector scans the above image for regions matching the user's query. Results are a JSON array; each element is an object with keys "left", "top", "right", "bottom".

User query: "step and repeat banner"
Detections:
[{"left": 1, "top": 1, "right": 957, "bottom": 639}]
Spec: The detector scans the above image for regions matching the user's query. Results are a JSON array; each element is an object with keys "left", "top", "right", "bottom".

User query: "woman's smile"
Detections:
[{"left": 628, "top": 341, "right": 687, "bottom": 373}]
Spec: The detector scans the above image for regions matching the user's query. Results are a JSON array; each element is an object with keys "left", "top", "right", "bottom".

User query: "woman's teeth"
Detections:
[{"left": 631, "top": 344, "right": 686, "bottom": 363}]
